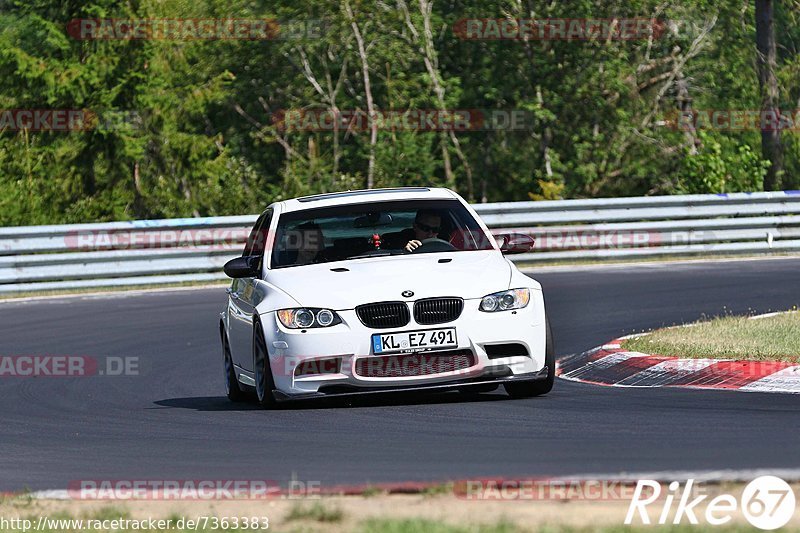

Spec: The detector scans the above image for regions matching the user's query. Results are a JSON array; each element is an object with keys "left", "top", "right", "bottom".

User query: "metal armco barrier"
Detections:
[{"left": 1, "top": 191, "right": 798, "bottom": 294}]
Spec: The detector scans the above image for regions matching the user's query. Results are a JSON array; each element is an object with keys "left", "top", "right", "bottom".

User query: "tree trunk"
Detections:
[
  {"left": 675, "top": 76, "right": 699, "bottom": 155},
  {"left": 755, "top": 0, "right": 783, "bottom": 191},
  {"left": 399, "top": 0, "right": 473, "bottom": 198},
  {"left": 345, "top": 0, "right": 377, "bottom": 189}
]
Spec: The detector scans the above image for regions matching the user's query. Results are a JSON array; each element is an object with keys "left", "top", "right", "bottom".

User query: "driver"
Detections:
[
  {"left": 405, "top": 210, "right": 442, "bottom": 252},
  {"left": 281, "top": 222, "right": 328, "bottom": 265},
  {"left": 382, "top": 210, "right": 442, "bottom": 252}
]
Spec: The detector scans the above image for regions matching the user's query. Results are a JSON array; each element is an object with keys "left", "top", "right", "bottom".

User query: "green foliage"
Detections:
[
  {"left": 675, "top": 132, "right": 770, "bottom": 194},
  {"left": 0, "top": 0, "right": 798, "bottom": 225}
]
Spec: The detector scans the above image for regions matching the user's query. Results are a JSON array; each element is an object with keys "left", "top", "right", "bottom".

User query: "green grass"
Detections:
[
  {"left": 622, "top": 311, "right": 800, "bottom": 362},
  {"left": 360, "top": 486, "right": 385, "bottom": 498},
  {"left": 0, "top": 490, "right": 34, "bottom": 508},
  {"left": 360, "top": 518, "right": 518, "bottom": 533},
  {"left": 1, "top": 508, "right": 796, "bottom": 533},
  {"left": 420, "top": 483, "right": 453, "bottom": 498},
  {"left": 285, "top": 501, "right": 345, "bottom": 523},
  {"left": 359, "top": 521, "right": 780, "bottom": 533}
]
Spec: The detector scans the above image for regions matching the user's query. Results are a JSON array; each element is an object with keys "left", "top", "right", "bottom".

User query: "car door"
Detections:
[{"left": 227, "top": 208, "right": 272, "bottom": 371}]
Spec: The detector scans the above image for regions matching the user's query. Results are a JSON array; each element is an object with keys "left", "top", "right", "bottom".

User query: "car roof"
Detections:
[{"left": 278, "top": 187, "right": 459, "bottom": 213}]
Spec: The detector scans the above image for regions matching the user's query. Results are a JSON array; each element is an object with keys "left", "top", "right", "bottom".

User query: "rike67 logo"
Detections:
[{"left": 625, "top": 476, "right": 796, "bottom": 530}]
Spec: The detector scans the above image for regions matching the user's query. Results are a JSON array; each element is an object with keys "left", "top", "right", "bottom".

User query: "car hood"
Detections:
[{"left": 264, "top": 251, "right": 513, "bottom": 310}]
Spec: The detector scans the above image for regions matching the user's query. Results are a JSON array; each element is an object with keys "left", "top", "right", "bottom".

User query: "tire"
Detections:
[
  {"left": 504, "top": 317, "right": 555, "bottom": 399},
  {"left": 223, "top": 331, "right": 247, "bottom": 402},
  {"left": 253, "top": 319, "right": 279, "bottom": 409}
]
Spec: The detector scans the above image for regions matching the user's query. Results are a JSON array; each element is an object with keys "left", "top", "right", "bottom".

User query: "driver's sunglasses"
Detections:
[{"left": 415, "top": 222, "right": 441, "bottom": 233}]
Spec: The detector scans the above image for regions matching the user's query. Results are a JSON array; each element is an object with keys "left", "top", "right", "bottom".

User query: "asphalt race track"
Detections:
[{"left": 1, "top": 258, "right": 799, "bottom": 491}]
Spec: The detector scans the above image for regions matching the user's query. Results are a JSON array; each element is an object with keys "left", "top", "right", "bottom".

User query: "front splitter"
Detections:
[{"left": 272, "top": 366, "right": 549, "bottom": 402}]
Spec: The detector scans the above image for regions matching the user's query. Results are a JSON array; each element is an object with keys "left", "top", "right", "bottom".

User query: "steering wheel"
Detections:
[{"left": 410, "top": 238, "right": 457, "bottom": 253}]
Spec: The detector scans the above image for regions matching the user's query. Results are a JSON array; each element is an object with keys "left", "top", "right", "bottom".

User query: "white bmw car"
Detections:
[{"left": 220, "top": 187, "right": 553, "bottom": 407}]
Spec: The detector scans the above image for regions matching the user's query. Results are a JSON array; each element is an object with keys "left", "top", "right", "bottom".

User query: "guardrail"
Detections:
[{"left": 1, "top": 191, "right": 798, "bottom": 294}]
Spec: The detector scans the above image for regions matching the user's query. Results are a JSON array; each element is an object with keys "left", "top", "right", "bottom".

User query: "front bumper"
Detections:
[
  {"left": 258, "top": 292, "right": 547, "bottom": 398},
  {"left": 272, "top": 366, "right": 550, "bottom": 402}
]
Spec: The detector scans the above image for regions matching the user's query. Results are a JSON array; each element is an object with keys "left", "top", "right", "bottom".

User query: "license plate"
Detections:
[{"left": 372, "top": 328, "right": 457, "bottom": 354}]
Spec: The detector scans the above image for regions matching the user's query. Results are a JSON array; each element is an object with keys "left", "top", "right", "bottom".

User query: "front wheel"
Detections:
[
  {"left": 223, "top": 331, "right": 246, "bottom": 402},
  {"left": 504, "top": 317, "right": 555, "bottom": 399},
  {"left": 253, "top": 320, "right": 279, "bottom": 409}
]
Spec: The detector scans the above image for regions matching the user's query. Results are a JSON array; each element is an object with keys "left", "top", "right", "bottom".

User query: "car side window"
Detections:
[{"left": 242, "top": 209, "right": 273, "bottom": 259}]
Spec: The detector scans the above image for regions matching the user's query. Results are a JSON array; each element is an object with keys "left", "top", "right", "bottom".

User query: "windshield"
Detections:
[{"left": 270, "top": 199, "right": 495, "bottom": 269}]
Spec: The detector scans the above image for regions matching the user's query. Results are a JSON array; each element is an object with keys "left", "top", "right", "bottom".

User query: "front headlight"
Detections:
[
  {"left": 277, "top": 308, "right": 342, "bottom": 329},
  {"left": 479, "top": 288, "right": 530, "bottom": 312}
]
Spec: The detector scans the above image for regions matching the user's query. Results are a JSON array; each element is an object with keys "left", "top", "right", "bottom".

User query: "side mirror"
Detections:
[
  {"left": 497, "top": 233, "right": 535, "bottom": 255},
  {"left": 224, "top": 256, "right": 260, "bottom": 278}
]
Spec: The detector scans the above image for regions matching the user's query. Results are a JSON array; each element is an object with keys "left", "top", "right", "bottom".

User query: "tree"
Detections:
[{"left": 755, "top": 0, "right": 784, "bottom": 190}]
